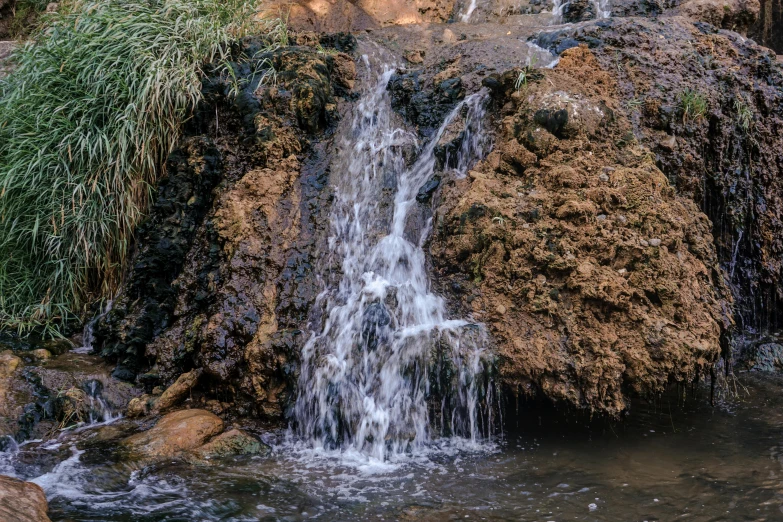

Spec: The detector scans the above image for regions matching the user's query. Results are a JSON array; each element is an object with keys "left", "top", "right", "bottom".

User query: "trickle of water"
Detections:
[
  {"left": 72, "top": 300, "right": 112, "bottom": 354},
  {"left": 82, "top": 380, "right": 121, "bottom": 426},
  {"left": 294, "top": 58, "right": 494, "bottom": 461},
  {"left": 460, "top": 0, "right": 479, "bottom": 22},
  {"left": 550, "top": 0, "right": 611, "bottom": 22}
]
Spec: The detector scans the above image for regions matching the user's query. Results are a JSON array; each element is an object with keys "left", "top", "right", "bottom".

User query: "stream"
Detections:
[{"left": 0, "top": 374, "right": 781, "bottom": 520}]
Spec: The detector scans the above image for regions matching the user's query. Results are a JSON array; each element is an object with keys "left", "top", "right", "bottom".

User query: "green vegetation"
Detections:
[
  {"left": 8, "top": 0, "right": 49, "bottom": 37},
  {"left": 678, "top": 88, "right": 708, "bottom": 122},
  {"left": 0, "top": 0, "right": 272, "bottom": 335},
  {"left": 515, "top": 55, "right": 538, "bottom": 91},
  {"left": 733, "top": 96, "right": 754, "bottom": 132}
]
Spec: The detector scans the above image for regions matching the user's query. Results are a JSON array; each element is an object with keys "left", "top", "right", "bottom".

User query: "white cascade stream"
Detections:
[{"left": 294, "top": 56, "right": 494, "bottom": 461}]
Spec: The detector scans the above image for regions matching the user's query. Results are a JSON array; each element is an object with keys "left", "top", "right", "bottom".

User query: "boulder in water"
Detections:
[
  {"left": 0, "top": 474, "right": 51, "bottom": 522},
  {"left": 121, "top": 409, "right": 224, "bottom": 460}
]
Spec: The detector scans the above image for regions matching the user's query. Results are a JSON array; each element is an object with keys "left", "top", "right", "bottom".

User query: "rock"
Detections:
[
  {"left": 0, "top": 351, "right": 21, "bottom": 376},
  {"left": 745, "top": 343, "right": 783, "bottom": 372},
  {"left": 0, "top": 474, "right": 51, "bottom": 522},
  {"left": 598, "top": 173, "right": 609, "bottom": 182},
  {"left": 30, "top": 350, "right": 51, "bottom": 362},
  {"left": 649, "top": 238, "right": 662, "bottom": 247},
  {"left": 679, "top": 0, "right": 760, "bottom": 33},
  {"left": 122, "top": 409, "right": 224, "bottom": 460},
  {"left": 430, "top": 46, "right": 731, "bottom": 415},
  {"left": 659, "top": 135, "right": 677, "bottom": 151},
  {"left": 155, "top": 369, "right": 200, "bottom": 412},
  {"left": 190, "top": 428, "right": 270, "bottom": 461},
  {"left": 404, "top": 50, "right": 424, "bottom": 64},
  {"left": 126, "top": 395, "right": 154, "bottom": 418}
]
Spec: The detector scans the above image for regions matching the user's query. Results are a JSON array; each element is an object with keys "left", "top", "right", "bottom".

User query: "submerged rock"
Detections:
[{"left": 0, "top": 474, "right": 50, "bottom": 522}]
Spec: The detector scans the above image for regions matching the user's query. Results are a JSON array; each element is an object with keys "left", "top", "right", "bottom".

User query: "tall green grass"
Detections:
[{"left": 0, "top": 0, "right": 266, "bottom": 334}]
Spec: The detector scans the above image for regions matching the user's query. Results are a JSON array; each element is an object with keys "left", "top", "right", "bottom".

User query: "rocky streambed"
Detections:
[{"left": 2, "top": 0, "right": 783, "bottom": 518}]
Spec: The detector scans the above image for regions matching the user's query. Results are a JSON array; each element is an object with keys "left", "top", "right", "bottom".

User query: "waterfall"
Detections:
[
  {"left": 294, "top": 57, "right": 493, "bottom": 461},
  {"left": 460, "top": 0, "right": 479, "bottom": 22}
]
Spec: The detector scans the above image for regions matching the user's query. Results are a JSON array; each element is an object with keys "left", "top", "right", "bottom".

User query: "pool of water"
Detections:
[{"left": 3, "top": 373, "right": 783, "bottom": 521}]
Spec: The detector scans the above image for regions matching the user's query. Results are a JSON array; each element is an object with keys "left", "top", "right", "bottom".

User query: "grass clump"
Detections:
[
  {"left": 678, "top": 88, "right": 708, "bottom": 122},
  {"left": 0, "top": 0, "right": 266, "bottom": 335},
  {"left": 733, "top": 96, "right": 754, "bottom": 132}
]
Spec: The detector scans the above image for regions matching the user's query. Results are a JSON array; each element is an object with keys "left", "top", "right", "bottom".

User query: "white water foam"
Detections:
[{"left": 294, "top": 56, "right": 495, "bottom": 462}]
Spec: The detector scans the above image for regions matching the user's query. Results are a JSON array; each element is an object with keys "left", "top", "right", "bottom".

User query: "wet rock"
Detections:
[
  {"left": 678, "top": 0, "right": 760, "bottom": 33},
  {"left": 0, "top": 475, "right": 50, "bottom": 522},
  {"left": 743, "top": 343, "right": 783, "bottom": 372},
  {"left": 562, "top": 0, "right": 596, "bottom": 22},
  {"left": 29, "top": 350, "right": 51, "bottom": 362},
  {"left": 577, "top": 16, "right": 783, "bottom": 342},
  {"left": 416, "top": 177, "right": 441, "bottom": 202},
  {"left": 190, "top": 428, "right": 270, "bottom": 461},
  {"left": 154, "top": 369, "right": 201, "bottom": 412},
  {"left": 95, "top": 46, "right": 342, "bottom": 418},
  {"left": 121, "top": 409, "right": 224, "bottom": 460},
  {"left": 431, "top": 46, "right": 731, "bottom": 415}
]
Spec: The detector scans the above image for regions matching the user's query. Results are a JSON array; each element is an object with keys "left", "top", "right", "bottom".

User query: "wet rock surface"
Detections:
[
  {"left": 430, "top": 46, "right": 732, "bottom": 413},
  {"left": 0, "top": 474, "right": 50, "bottom": 522},
  {"left": 121, "top": 408, "right": 225, "bottom": 460},
  {"left": 96, "top": 40, "right": 354, "bottom": 419},
  {"left": 88, "top": 3, "right": 783, "bottom": 419}
]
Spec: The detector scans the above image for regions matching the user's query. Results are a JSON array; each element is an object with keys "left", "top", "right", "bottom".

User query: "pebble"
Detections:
[
  {"left": 598, "top": 173, "right": 609, "bottom": 182},
  {"left": 649, "top": 238, "right": 662, "bottom": 247},
  {"left": 618, "top": 268, "right": 627, "bottom": 274},
  {"left": 496, "top": 304, "right": 507, "bottom": 315},
  {"left": 640, "top": 239, "right": 649, "bottom": 247},
  {"left": 596, "top": 214, "right": 607, "bottom": 221}
]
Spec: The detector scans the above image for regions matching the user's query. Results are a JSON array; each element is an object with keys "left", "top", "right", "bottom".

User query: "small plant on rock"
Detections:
[
  {"left": 678, "top": 88, "right": 708, "bottom": 122},
  {"left": 733, "top": 96, "right": 754, "bottom": 132}
]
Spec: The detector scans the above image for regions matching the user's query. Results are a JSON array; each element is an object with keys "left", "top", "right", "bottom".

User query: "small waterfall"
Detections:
[
  {"left": 72, "top": 300, "right": 112, "bottom": 354},
  {"left": 82, "top": 379, "right": 121, "bottom": 426},
  {"left": 550, "top": 0, "right": 611, "bottom": 22},
  {"left": 294, "top": 58, "right": 494, "bottom": 461},
  {"left": 460, "top": 0, "right": 479, "bottom": 22}
]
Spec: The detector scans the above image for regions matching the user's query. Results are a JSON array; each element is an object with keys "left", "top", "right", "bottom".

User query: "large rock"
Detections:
[
  {"left": 0, "top": 474, "right": 51, "bottom": 522},
  {"left": 431, "top": 47, "right": 732, "bottom": 414},
  {"left": 121, "top": 409, "right": 224, "bottom": 460}
]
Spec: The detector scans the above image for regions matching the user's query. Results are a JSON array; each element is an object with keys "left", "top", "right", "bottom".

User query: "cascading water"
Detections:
[{"left": 294, "top": 56, "right": 494, "bottom": 461}]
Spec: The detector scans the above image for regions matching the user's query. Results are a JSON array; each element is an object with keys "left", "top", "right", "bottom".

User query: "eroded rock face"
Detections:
[
  {"left": 559, "top": 17, "right": 783, "bottom": 347},
  {"left": 431, "top": 47, "right": 732, "bottom": 413},
  {"left": 260, "top": 0, "right": 457, "bottom": 33},
  {"left": 97, "top": 41, "right": 354, "bottom": 418},
  {"left": 750, "top": 0, "right": 783, "bottom": 53},
  {"left": 0, "top": 474, "right": 50, "bottom": 522}
]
